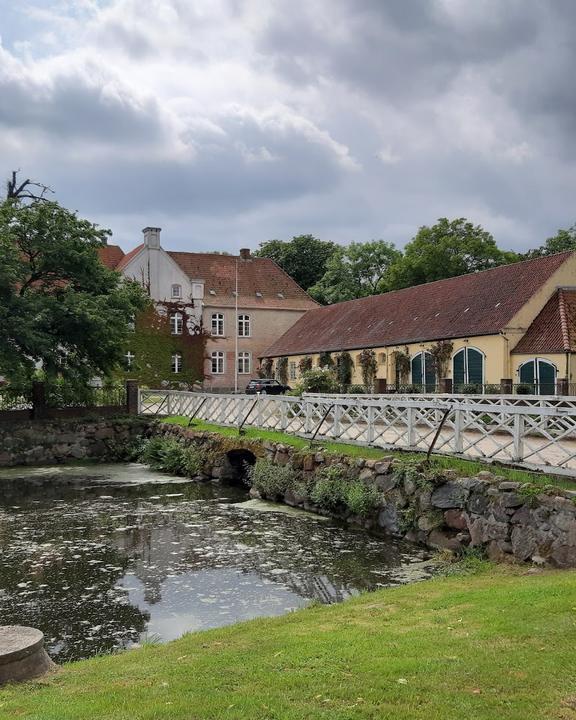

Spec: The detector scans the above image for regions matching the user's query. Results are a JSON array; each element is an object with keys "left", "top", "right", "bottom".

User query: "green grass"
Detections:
[
  {"left": 162, "top": 416, "right": 576, "bottom": 490},
  {"left": 2, "top": 567, "right": 576, "bottom": 719}
]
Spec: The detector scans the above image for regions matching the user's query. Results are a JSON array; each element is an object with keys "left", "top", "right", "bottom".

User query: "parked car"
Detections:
[{"left": 245, "top": 378, "right": 291, "bottom": 395}]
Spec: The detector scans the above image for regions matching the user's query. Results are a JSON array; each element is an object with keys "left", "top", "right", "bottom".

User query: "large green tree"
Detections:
[
  {"left": 387, "top": 218, "right": 518, "bottom": 290},
  {"left": 254, "top": 234, "right": 338, "bottom": 291},
  {"left": 524, "top": 224, "right": 576, "bottom": 258},
  {"left": 0, "top": 199, "right": 148, "bottom": 384},
  {"left": 309, "top": 240, "right": 400, "bottom": 304}
]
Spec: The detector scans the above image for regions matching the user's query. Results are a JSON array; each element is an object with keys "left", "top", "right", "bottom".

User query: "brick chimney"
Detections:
[
  {"left": 143, "top": 227, "right": 161, "bottom": 249},
  {"left": 239, "top": 248, "right": 251, "bottom": 260}
]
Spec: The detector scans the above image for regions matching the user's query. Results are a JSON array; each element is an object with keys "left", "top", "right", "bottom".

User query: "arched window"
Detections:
[
  {"left": 237, "top": 352, "right": 251, "bottom": 374},
  {"left": 211, "top": 351, "right": 225, "bottom": 374},
  {"left": 171, "top": 284, "right": 182, "bottom": 299},
  {"left": 518, "top": 358, "right": 557, "bottom": 395},
  {"left": 238, "top": 314, "right": 251, "bottom": 337},
  {"left": 170, "top": 312, "right": 183, "bottom": 335},
  {"left": 453, "top": 347, "right": 484, "bottom": 390},
  {"left": 211, "top": 313, "right": 224, "bottom": 336},
  {"left": 411, "top": 351, "right": 436, "bottom": 391},
  {"left": 171, "top": 353, "right": 182, "bottom": 373}
]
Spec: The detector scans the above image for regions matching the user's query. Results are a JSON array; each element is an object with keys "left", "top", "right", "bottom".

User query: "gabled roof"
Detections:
[
  {"left": 167, "top": 252, "right": 318, "bottom": 310},
  {"left": 116, "top": 244, "right": 144, "bottom": 271},
  {"left": 512, "top": 288, "right": 576, "bottom": 354},
  {"left": 98, "top": 244, "right": 125, "bottom": 270},
  {"left": 262, "top": 252, "right": 574, "bottom": 358}
]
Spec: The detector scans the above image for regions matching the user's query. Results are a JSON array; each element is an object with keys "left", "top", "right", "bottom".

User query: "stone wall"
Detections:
[
  {"left": 156, "top": 423, "right": 576, "bottom": 568},
  {"left": 0, "top": 417, "right": 150, "bottom": 467}
]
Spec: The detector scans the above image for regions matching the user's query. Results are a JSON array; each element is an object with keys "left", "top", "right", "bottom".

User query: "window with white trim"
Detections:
[
  {"left": 170, "top": 312, "right": 183, "bottom": 335},
  {"left": 289, "top": 361, "right": 297, "bottom": 381},
  {"left": 211, "top": 351, "right": 225, "bottom": 374},
  {"left": 211, "top": 313, "right": 224, "bottom": 336},
  {"left": 238, "top": 314, "right": 251, "bottom": 337},
  {"left": 238, "top": 352, "right": 251, "bottom": 374},
  {"left": 453, "top": 347, "right": 484, "bottom": 387},
  {"left": 124, "top": 351, "right": 135, "bottom": 369},
  {"left": 171, "top": 352, "right": 182, "bottom": 373},
  {"left": 171, "top": 284, "right": 182, "bottom": 299}
]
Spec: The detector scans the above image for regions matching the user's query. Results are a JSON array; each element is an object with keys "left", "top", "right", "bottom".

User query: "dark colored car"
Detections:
[{"left": 245, "top": 378, "right": 291, "bottom": 395}]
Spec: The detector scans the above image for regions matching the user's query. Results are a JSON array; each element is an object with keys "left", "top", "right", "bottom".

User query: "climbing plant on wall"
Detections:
[
  {"left": 117, "top": 303, "right": 207, "bottom": 389},
  {"left": 260, "top": 358, "right": 273, "bottom": 378},
  {"left": 277, "top": 357, "right": 289, "bottom": 384},
  {"left": 429, "top": 339, "right": 454, "bottom": 381},
  {"left": 318, "top": 351, "right": 334, "bottom": 369},
  {"left": 299, "top": 356, "right": 313, "bottom": 373},
  {"left": 358, "top": 349, "right": 378, "bottom": 392},
  {"left": 336, "top": 351, "right": 354, "bottom": 388},
  {"left": 393, "top": 347, "right": 411, "bottom": 385}
]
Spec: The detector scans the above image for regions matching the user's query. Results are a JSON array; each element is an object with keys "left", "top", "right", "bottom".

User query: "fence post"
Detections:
[
  {"left": 406, "top": 406, "right": 415, "bottom": 447},
  {"left": 280, "top": 400, "right": 288, "bottom": 431},
  {"left": 31, "top": 381, "right": 46, "bottom": 420},
  {"left": 513, "top": 413, "right": 524, "bottom": 462},
  {"left": 366, "top": 405, "right": 375, "bottom": 444},
  {"left": 304, "top": 401, "right": 313, "bottom": 435},
  {"left": 333, "top": 403, "right": 341, "bottom": 438},
  {"left": 126, "top": 380, "right": 139, "bottom": 415},
  {"left": 453, "top": 408, "right": 463, "bottom": 453}
]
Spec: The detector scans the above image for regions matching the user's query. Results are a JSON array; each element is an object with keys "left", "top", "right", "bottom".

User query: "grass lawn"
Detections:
[
  {"left": 162, "top": 416, "right": 576, "bottom": 490},
  {"left": 1, "top": 566, "right": 576, "bottom": 719}
]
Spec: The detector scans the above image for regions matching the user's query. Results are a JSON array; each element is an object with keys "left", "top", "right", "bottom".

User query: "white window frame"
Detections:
[
  {"left": 289, "top": 361, "right": 297, "bottom": 381},
  {"left": 170, "top": 312, "right": 183, "bottom": 335},
  {"left": 238, "top": 314, "right": 251, "bottom": 337},
  {"left": 171, "top": 284, "right": 182, "bottom": 299},
  {"left": 171, "top": 352, "right": 182, "bottom": 374},
  {"left": 211, "top": 313, "right": 224, "bottom": 337},
  {"left": 211, "top": 351, "right": 225, "bottom": 374},
  {"left": 238, "top": 351, "right": 251, "bottom": 374},
  {"left": 124, "top": 351, "right": 135, "bottom": 369},
  {"left": 452, "top": 346, "right": 486, "bottom": 384}
]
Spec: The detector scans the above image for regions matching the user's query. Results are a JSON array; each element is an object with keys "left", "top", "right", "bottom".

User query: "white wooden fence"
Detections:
[{"left": 139, "top": 390, "right": 576, "bottom": 476}]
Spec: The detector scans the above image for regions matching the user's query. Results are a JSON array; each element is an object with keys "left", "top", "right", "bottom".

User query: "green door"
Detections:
[
  {"left": 411, "top": 353, "right": 423, "bottom": 389},
  {"left": 519, "top": 361, "right": 536, "bottom": 393},
  {"left": 537, "top": 360, "right": 556, "bottom": 396},
  {"left": 423, "top": 352, "right": 436, "bottom": 392}
]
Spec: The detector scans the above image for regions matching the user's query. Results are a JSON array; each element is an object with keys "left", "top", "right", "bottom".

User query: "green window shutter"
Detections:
[
  {"left": 424, "top": 352, "right": 436, "bottom": 390},
  {"left": 453, "top": 350, "right": 465, "bottom": 385},
  {"left": 519, "top": 361, "right": 535, "bottom": 385},
  {"left": 467, "top": 349, "right": 483, "bottom": 385},
  {"left": 537, "top": 360, "right": 556, "bottom": 395},
  {"left": 411, "top": 354, "right": 423, "bottom": 385}
]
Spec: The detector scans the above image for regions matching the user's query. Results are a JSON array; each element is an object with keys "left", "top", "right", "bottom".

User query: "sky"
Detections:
[{"left": 1, "top": 0, "right": 576, "bottom": 254}]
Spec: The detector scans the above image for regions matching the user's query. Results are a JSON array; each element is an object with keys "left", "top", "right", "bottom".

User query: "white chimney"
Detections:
[{"left": 142, "top": 227, "right": 161, "bottom": 249}]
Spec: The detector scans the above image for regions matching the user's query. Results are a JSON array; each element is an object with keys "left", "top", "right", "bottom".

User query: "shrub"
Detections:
[
  {"left": 484, "top": 384, "right": 501, "bottom": 395},
  {"left": 181, "top": 444, "right": 210, "bottom": 477},
  {"left": 139, "top": 436, "right": 186, "bottom": 473},
  {"left": 516, "top": 384, "right": 534, "bottom": 395},
  {"left": 344, "top": 481, "right": 382, "bottom": 516},
  {"left": 249, "top": 459, "right": 298, "bottom": 498},
  {"left": 347, "top": 384, "right": 367, "bottom": 394},
  {"left": 461, "top": 383, "right": 482, "bottom": 395},
  {"left": 299, "top": 368, "right": 339, "bottom": 393},
  {"left": 310, "top": 465, "right": 348, "bottom": 511},
  {"left": 336, "top": 352, "right": 354, "bottom": 387}
]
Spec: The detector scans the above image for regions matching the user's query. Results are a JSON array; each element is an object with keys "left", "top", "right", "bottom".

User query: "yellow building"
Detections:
[{"left": 261, "top": 251, "right": 576, "bottom": 395}]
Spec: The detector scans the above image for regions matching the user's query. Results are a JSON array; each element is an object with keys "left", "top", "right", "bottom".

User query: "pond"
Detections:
[{"left": 0, "top": 463, "right": 434, "bottom": 662}]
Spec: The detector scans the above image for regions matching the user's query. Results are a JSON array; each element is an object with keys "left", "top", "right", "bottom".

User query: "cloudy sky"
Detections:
[{"left": 1, "top": 0, "right": 576, "bottom": 254}]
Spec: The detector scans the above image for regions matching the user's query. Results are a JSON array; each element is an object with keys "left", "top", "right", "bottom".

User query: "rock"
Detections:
[
  {"left": 417, "top": 512, "right": 443, "bottom": 532},
  {"left": 498, "top": 481, "right": 521, "bottom": 491},
  {"left": 358, "top": 468, "right": 375, "bottom": 482},
  {"left": 476, "top": 471, "right": 495, "bottom": 482},
  {"left": 444, "top": 509, "right": 468, "bottom": 531},
  {"left": 427, "top": 529, "right": 467, "bottom": 553},
  {"left": 302, "top": 455, "right": 315, "bottom": 472},
  {"left": 374, "top": 460, "right": 392, "bottom": 475},
  {"left": 511, "top": 525, "right": 538, "bottom": 561},
  {"left": 510, "top": 505, "right": 531, "bottom": 525},
  {"left": 403, "top": 477, "right": 418, "bottom": 496},
  {"left": 549, "top": 540, "right": 576, "bottom": 568},
  {"left": 552, "top": 512, "right": 576, "bottom": 532},
  {"left": 314, "top": 452, "right": 325, "bottom": 464},
  {"left": 0, "top": 626, "right": 55, "bottom": 685},
  {"left": 374, "top": 474, "right": 398, "bottom": 493},
  {"left": 430, "top": 481, "right": 469, "bottom": 509},
  {"left": 500, "top": 492, "right": 524, "bottom": 508},
  {"left": 377, "top": 504, "right": 401, "bottom": 535},
  {"left": 468, "top": 491, "right": 490, "bottom": 515}
]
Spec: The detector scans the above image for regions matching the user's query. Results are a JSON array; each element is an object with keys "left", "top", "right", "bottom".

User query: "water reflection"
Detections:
[{"left": 0, "top": 464, "right": 433, "bottom": 661}]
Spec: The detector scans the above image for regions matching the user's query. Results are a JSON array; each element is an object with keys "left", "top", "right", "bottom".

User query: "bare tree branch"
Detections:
[{"left": 6, "top": 170, "right": 54, "bottom": 202}]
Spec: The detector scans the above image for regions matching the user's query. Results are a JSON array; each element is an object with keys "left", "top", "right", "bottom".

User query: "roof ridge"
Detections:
[{"left": 558, "top": 288, "right": 571, "bottom": 352}]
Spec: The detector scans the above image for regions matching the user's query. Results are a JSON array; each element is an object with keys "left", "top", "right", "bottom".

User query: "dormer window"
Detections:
[
  {"left": 209, "top": 289, "right": 217, "bottom": 296},
  {"left": 171, "top": 284, "right": 182, "bottom": 299},
  {"left": 256, "top": 291, "right": 263, "bottom": 298},
  {"left": 277, "top": 292, "right": 284, "bottom": 299}
]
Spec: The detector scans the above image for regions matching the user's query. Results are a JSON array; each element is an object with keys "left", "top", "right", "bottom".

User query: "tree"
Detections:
[
  {"left": 254, "top": 234, "right": 338, "bottom": 291},
  {"left": 0, "top": 198, "right": 149, "bottom": 384},
  {"left": 309, "top": 240, "right": 400, "bottom": 304},
  {"left": 6, "top": 169, "right": 53, "bottom": 202},
  {"left": 387, "top": 218, "right": 518, "bottom": 290},
  {"left": 524, "top": 224, "right": 576, "bottom": 258}
]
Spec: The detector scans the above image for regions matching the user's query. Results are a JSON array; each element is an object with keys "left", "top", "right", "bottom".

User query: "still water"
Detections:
[{"left": 0, "top": 464, "right": 433, "bottom": 662}]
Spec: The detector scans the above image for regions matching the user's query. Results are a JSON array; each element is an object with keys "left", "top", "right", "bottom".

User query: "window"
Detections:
[
  {"left": 211, "top": 313, "right": 224, "bottom": 336},
  {"left": 453, "top": 348, "right": 484, "bottom": 388},
  {"left": 171, "top": 352, "right": 182, "bottom": 374},
  {"left": 518, "top": 358, "right": 556, "bottom": 395},
  {"left": 211, "top": 351, "right": 225, "bottom": 374},
  {"left": 124, "top": 351, "right": 135, "bottom": 369},
  {"left": 238, "top": 314, "right": 251, "bottom": 337},
  {"left": 127, "top": 315, "right": 135, "bottom": 333},
  {"left": 238, "top": 352, "right": 251, "bottom": 374},
  {"left": 170, "top": 312, "right": 183, "bottom": 335},
  {"left": 289, "top": 361, "right": 297, "bottom": 381},
  {"left": 411, "top": 351, "right": 436, "bottom": 391},
  {"left": 171, "top": 284, "right": 182, "bottom": 299}
]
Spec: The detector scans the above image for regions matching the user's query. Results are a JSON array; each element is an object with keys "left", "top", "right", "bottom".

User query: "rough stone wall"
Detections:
[
  {"left": 0, "top": 417, "right": 150, "bottom": 467},
  {"left": 157, "top": 423, "right": 576, "bottom": 568}
]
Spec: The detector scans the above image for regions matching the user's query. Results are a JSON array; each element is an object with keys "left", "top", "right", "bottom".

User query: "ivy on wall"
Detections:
[
  {"left": 116, "top": 303, "right": 207, "bottom": 389},
  {"left": 429, "top": 340, "right": 454, "bottom": 380},
  {"left": 298, "top": 356, "right": 313, "bottom": 373},
  {"left": 318, "top": 351, "right": 334, "bottom": 368},
  {"left": 336, "top": 351, "right": 354, "bottom": 387},
  {"left": 277, "top": 357, "right": 289, "bottom": 384},
  {"left": 358, "top": 349, "right": 378, "bottom": 391}
]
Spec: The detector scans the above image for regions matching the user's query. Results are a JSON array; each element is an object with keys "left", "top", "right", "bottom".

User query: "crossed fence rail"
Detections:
[{"left": 139, "top": 390, "right": 576, "bottom": 476}]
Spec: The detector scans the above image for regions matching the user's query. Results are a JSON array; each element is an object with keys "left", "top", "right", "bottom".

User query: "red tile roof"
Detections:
[
  {"left": 262, "top": 252, "right": 574, "bottom": 357},
  {"left": 512, "top": 288, "right": 576, "bottom": 353},
  {"left": 167, "top": 252, "right": 318, "bottom": 310},
  {"left": 116, "top": 244, "right": 144, "bottom": 271},
  {"left": 98, "top": 244, "right": 125, "bottom": 269}
]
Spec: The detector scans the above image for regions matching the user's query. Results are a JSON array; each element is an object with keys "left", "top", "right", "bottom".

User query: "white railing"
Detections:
[{"left": 139, "top": 390, "right": 576, "bottom": 476}]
